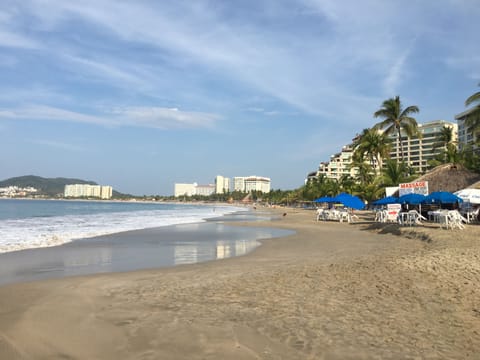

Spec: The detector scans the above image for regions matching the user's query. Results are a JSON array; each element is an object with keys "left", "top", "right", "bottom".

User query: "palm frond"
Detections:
[
  {"left": 400, "top": 105, "right": 420, "bottom": 117},
  {"left": 465, "top": 91, "right": 480, "bottom": 107}
]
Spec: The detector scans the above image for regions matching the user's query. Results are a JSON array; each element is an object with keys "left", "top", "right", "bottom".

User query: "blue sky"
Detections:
[{"left": 1, "top": 0, "right": 479, "bottom": 195}]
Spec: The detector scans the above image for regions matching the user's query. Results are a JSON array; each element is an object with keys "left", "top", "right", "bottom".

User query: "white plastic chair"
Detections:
[
  {"left": 407, "top": 210, "right": 426, "bottom": 226},
  {"left": 439, "top": 210, "right": 467, "bottom": 230},
  {"left": 375, "top": 209, "right": 388, "bottom": 223},
  {"left": 316, "top": 208, "right": 324, "bottom": 221},
  {"left": 447, "top": 210, "right": 467, "bottom": 230}
]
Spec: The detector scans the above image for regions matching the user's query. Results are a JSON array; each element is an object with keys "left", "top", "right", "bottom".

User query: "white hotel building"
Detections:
[
  {"left": 64, "top": 184, "right": 113, "bottom": 199},
  {"left": 174, "top": 182, "right": 216, "bottom": 197},
  {"left": 174, "top": 175, "right": 271, "bottom": 197},
  {"left": 215, "top": 175, "right": 230, "bottom": 194},
  {"left": 233, "top": 176, "right": 271, "bottom": 193},
  {"left": 309, "top": 120, "right": 457, "bottom": 181},
  {"left": 455, "top": 107, "right": 479, "bottom": 154},
  {"left": 386, "top": 120, "right": 457, "bottom": 173}
]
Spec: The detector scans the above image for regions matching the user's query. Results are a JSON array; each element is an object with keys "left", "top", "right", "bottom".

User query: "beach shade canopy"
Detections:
[
  {"left": 314, "top": 196, "right": 335, "bottom": 203},
  {"left": 454, "top": 188, "right": 480, "bottom": 204},
  {"left": 423, "top": 191, "right": 463, "bottom": 204},
  {"left": 372, "top": 196, "right": 399, "bottom": 205},
  {"left": 333, "top": 192, "right": 365, "bottom": 210},
  {"left": 398, "top": 193, "right": 426, "bottom": 205}
]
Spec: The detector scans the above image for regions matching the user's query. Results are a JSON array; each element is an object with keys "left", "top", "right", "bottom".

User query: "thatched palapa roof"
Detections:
[{"left": 413, "top": 164, "right": 480, "bottom": 193}]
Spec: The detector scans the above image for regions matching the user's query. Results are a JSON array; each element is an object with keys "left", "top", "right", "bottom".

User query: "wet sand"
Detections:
[
  {"left": 0, "top": 208, "right": 479, "bottom": 359},
  {"left": 0, "top": 212, "right": 292, "bottom": 286}
]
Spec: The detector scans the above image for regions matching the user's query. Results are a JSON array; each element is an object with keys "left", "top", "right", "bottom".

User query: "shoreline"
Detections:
[
  {"left": 0, "top": 208, "right": 479, "bottom": 359},
  {"left": 0, "top": 199, "right": 251, "bottom": 255},
  {"left": 0, "top": 210, "right": 290, "bottom": 287}
]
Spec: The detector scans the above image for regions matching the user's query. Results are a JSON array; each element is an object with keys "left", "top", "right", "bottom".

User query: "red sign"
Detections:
[
  {"left": 399, "top": 181, "right": 426, "bottom": 189},
  {"left": 399, "top": 181, "right": 429, "bottom": 196}
]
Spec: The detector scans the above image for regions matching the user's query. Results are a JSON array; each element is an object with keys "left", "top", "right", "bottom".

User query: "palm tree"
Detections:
[
  {"left": 350, "top": 151, "right": 375, "bottom": 185},
  {"left": 353, "top": 128, "right": 391, "bottom": 175},
  {"left": 434, "top": 126, "right": 453, "bottom": 149},
  {"left": 339, "top": 174, "right": 356, "bottom": 194},
  {"left": 432, "top": 125, "right": 456, "bottom": 163},
  {"left": 465, "top": 84, "right": 480, "bottom": 143},
  {"left": 373, "top": 96, "right": 420, "bottom": 162},
  {"left": 356, "top": 179, "right": 384, "bottom": 206},
  {"left": 381, "top": 159, "right": 414, "bottom": 186}
]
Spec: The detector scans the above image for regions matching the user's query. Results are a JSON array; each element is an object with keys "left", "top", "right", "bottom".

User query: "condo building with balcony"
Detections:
[
  {"left": 174, "top": 183, "right": 197, "bottom": 197},
  {"left": 215, "top": 175, "right": 230, "bottom": 194},
  {"left": 315, "top": 144, "right": 357, "bottom": 181},
  {"left": 233, "top": 176, "right": 271, "bottom": 193},
  {"left": 175, "top": 175, "right": 271, "bottom": 197},
  {"left": 386, "top": 120, "right": 457, "bottom": 174},
  {"left": 307, "top": 120, "right": 457, "bottom": 182},
  {"left": 64, "top": 184, "right": 113, "bottom": 199},
  {"left": 195, "top": 184, "right": 216, "bottom": 196},
  {"left": 455, "top": 107, "right": 479, "bottom": 154}
]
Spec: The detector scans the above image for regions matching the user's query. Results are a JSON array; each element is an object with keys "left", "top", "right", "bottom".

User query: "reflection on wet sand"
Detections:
[{"left": 0, "top": 221, "right": 293, "bottom": 286}]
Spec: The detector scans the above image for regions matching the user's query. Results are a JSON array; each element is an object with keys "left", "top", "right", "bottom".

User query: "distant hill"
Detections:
[{"left": 0, "top": 175, "right": 106, "bottom": 197}]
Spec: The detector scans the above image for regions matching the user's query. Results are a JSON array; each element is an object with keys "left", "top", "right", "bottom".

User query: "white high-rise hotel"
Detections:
[
  {"left": 64, "top": 184, "right": 113, "bottom": 199},
  {"left": 233, "top": 176, "right": 271, "bottom": 193},
  {"left": 215, "top": 175, "right": 230, "bottom": 194},
  {"left": 174, "top": 175, "right": 271, "bottom": 197},
  {"left": 309, "top": 120, "right": 458, "bottom": 181}
]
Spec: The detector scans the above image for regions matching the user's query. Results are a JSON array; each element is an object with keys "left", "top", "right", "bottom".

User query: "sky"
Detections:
[{"left": 1, "top": 0, "right": 479, "bottom": 195}]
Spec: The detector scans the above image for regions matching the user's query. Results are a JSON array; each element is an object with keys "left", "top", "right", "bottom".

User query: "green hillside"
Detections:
[{"left": 0, "top": 175, "right": 98, "bottom": 197}]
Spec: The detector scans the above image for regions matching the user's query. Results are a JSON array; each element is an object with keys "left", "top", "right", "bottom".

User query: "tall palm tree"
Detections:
[
  {"left": 353, "top": 128, "right": 391, "bottom": 175},
  {"left": 350, "top": 151, "right": 375, "bottom": 185},
  {"left": 465, "top": 84, "right": 480, "bottom": 143},
  {"left": 432, "top": 125, "right": 458, "bottom": 164},
  {"left": 373, "top": 96, "right": 420, "bottom": 162},
  {"left": 381, "top": 159, "right": 413, "bottom": 186},
  {"left": 339, "top": 174, "right": 356, "bottom": 194}
]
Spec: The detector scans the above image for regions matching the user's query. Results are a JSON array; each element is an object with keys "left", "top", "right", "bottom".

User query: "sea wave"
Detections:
[{"left": 0, "top": 205, "right": 245, "bottom": 254}]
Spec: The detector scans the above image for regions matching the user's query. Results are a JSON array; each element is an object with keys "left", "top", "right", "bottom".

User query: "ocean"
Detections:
[
  {"left": 0, "top": 198, "right": 246, "bottom": 254},
  {"left": 0, "top": 198, "right": 293, "bottom": 285}
]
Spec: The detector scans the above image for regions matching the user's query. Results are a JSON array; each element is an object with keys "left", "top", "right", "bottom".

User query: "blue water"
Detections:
[
  {"left": 0, "top": 199, "right": 294, "bottom": 286},
  {"left": 0, "top": 199, "right": 246, "bottom": 253}
]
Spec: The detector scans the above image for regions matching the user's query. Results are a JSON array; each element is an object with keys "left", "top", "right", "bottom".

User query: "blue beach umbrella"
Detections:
[
  {"left": 314, "top": 196, "right": 335, "bottom": 203},
  {"left": 333, "top": 193, "right": 365, "bottom": 210},
  {"left": 423, "top": 191, "right": 463, "bottom": 204},
  {"left": 398, "top": 193, "right": 426, "bottom": 205},
  {"left": 372, "top": 196, "right": 399, "bottom": 205}
]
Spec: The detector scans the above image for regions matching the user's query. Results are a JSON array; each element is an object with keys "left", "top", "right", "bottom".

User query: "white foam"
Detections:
[{"left": 0, "top": 205, "right": 245, "bottom": 254}]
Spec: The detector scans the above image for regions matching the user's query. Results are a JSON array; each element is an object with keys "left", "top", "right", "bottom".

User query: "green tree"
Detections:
[
  {"left": 382, "top": 159, "right": 414, "bottom": 187},
  {"left": 324, "top": 178, "right": 341, "bottom": 197},
  {"left": 339, "top": 174, "right": 356, "bottom": 194},
  {"left": 458, "top": 145, "right": 480, "bottom": 173},
  {"left": 355, "top": 179, "right": 383, "bottom": 207},
  {"left": 432, "top": 125, "right": 459, "bottom": 164},
  {"left": 350, "top": 151, "right": 375, "bottom": 185},
  {"left": 373, "top": 96, "right": 420, "bottom": 162},
  {"left": 433, "top": 126, "right": 453, "bottom": 150},
  {"left": 353, "top": 128, "right": 391, "bottom": 174}
]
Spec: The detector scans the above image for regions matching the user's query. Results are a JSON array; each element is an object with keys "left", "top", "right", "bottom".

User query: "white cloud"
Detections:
[
  {"left": 62, "top": 55, "right": 145, "bottom": 87},
  {"left": 445, "top": 56, "right": 480, "bottom": 80},
  {"left": 0, "top": 105, "right": 114, "bottom": 126},
  {"left": 383, "top": 47, "right": 413, "bottom": 95},
  {"left": 0, "top": 30, "right": 40, "bottom": 49},
  {"left": 0, "top": 104, "right": 220, "bottom": 130},
  {"left": 0, "top": 85, "right": 72, "bottom": 103},
  {"left": 109, "top": 106, "right": 220, "bottom": 129},
  {"left": 30, "top": 139, "right": 84, "bottom": 152},
  {"left": 3, "top": 0, "right": 480, "bottom": 128}
]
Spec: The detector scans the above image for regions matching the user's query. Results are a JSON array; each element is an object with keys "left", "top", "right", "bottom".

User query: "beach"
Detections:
[{"left": 0, "top": 208, "right": 479, "bottom": 359}]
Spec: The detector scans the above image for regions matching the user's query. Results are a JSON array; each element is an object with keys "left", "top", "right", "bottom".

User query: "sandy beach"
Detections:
[{"left": 0, "top": 208, "right": 479, "bottom": 359}]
